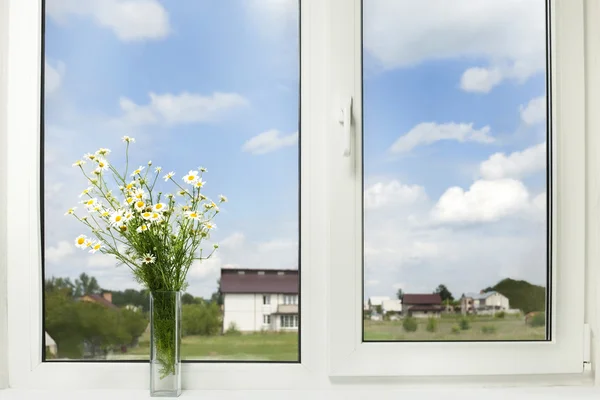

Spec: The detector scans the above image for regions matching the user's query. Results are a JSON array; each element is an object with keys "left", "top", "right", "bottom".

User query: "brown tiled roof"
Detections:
[
  {"left": 81, "top": 294, "right": 119, "bottom": 309},
  {"left": 220, "top": 268, "right": 298, "bottom": 294},
  {"left": 403, "top": 294, "right": 442, "bottom": 305}
]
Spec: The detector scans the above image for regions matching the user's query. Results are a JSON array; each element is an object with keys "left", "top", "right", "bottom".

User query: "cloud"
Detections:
[
  {"left": 220, "top": 232, "right": 246, "bottom": 249},
  {"left": 479, "top": 142, "right": 546, "bottom": 180},
  {"left": 364, "top": 0, "right": 545, "bottom": 90},
  {"left": 258, "top": 239, "right": 298, "bottom": 253},
  {"left": 364, "top": 180, "right": 427, "bottom": 210},
  {"left": 520, "top": 96, "right": 547, "bottom": 125},
  {"left": 45, "top": 60, "right": 65, "bottom": 95},
  {"left": 117, "top": 92, "right": 248, "bottom": 126},
  {"left": 46, "top": 0, "right": 170, "bottom": 41},
  {"left": 389, "top": 122, "right": 493, "bottom": 154},
  {"left": 366, "top": 279, "right": 380, "bottom": 286},
  {"left": 432, "top": 179, "right": 530, "bottom": 223},
  {"left": 242, "top": 130, "right": 298, "bottom": 155},
  {"left": 46, "top": 241, "right": 75, "bottom": 264}
]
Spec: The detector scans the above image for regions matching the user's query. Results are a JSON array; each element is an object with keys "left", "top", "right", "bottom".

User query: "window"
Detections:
[
  {"left": 4, "top": 0, "right": 597, "bottom": 393},
  {"left": 263, "top": 295, "right": 271, "bottom": 305},
  {"left": 40, "top": 0, "right": 299, "bottom": 363}
]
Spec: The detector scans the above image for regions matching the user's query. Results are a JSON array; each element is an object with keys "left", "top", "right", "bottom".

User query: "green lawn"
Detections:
[
  {"left": 123, "top": 332, "right": 299, "bottom": 361},
  {"left": 364, "top": 315, "right": 546, "bottom": 341}
]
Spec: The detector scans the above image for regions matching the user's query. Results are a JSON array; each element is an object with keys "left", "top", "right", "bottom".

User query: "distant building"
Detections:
[
  {"left": 382, "top": 299, "right": 402, "bottom": 315},
  {"left": 367, "top": 296, "right": 390, "bottom": 310},
  {"left": 403, "top": 294, "right": 442, "bottom": 318},
  {"left": 221, "top": 268, "right": 299, "bottom": 332},
  {"left": 460, "top": 291, "right": 510, "bottom": 315},
  {"left": 79, "top": 292, "right": 118, "bottom": 309}
]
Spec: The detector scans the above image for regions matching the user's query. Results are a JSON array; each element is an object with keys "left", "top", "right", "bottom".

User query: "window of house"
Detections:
[{"left": 3, "top": 0, "right": 596, "bottom": 393}]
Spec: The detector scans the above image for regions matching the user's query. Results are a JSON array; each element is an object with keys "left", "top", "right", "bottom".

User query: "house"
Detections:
[
  {"left": 381, "top": 299, "right": 402, "bottom": 316},
  {"left": 460, "top": 291, "right": 510, "bottom": 315},
  {"left": 402, "top": 294, "right": 442, "bottom": 318},
  {"left": 367, "top": 296, "right": 390, "bottom": 311},
  {"left": 221, "top": 268, "right": 299, "bottom": 332},
  {"left": 79, "top": 292, "right": 118, "bottom": 309}
]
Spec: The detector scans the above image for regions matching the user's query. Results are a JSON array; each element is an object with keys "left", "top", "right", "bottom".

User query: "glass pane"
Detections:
[
  {"left": 362, "top": 0, "right": 549, "bottom": 341},
  {"left": 43, "top": 0, "right": 299, "bottom": 361}
]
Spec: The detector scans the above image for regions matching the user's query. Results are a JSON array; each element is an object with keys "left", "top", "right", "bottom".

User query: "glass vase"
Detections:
[{"left": 150, "top": 291, "right": 182, "bottom": 397}]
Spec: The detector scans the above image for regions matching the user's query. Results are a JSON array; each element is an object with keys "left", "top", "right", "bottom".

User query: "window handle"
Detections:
[{"left": 339, "top": 96, "right": 353, "bottom": 157}]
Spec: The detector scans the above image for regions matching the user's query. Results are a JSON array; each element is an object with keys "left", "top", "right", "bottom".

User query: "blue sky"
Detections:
[{"left": 43, "top": 0, "right": 548, "bottom": 302}]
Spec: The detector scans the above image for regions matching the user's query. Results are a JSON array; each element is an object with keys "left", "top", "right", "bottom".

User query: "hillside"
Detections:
[{"left": 486, "top": 278, "right": 546, "bottom": 314}]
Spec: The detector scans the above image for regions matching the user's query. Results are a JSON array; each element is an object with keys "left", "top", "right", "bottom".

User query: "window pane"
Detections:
[
  {"left": 362, "top": 0, "right": 549, "bottom": 341},
  {"left": 43, "top": 0, "right": 299, "bottom": 361}
]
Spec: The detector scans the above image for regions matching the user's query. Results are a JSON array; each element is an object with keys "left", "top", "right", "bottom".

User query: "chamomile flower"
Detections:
[
  {"left": 177, "top": 190, "right": 188, "bottom": 197},
  {"left": 141, "top": 253, "right": 156, "bottom": 264},
  {"left": 204, "top": 221, "right": 217, "bottom": 230},
  {"left": 124, "top": 197, "right": 135, "bottom": 206},
  {"left": 131, "top": 166, "right": 144, "bottom": 177},
  {"left": 149, "top": 212, "right": 163, "bottom": 222},
  {"left": 181, "top": 205, "right": 190, "bottom": 211},
  {"left": 199, "top": 167, "right": 207, "bottom": 172},
  {"left": 213, "top": 244, "right": 219, "bottom": 249},
  {"left": 204, "top": 202, "right": 217, "bottom": 210},
  {"left": 219, "top": 195, "right": 228, "bottom": 203},
  {"left": 122, "top": 136, "right": 135, "bottom": 143},
  {"left": 125, "top": 181, "right": 137, "bottom": 191},
  {"left": 184, "top": 210, "right": 200, "bottom": 220},
  {"left": 123, "top": 211, "right": 134, "bottom": 222},
  {"left": 72, "top": 160, "right": 85, "bottom": 167},
  {"left": 199, "top": 194, "right": 207, "bottom": 201},
  {"left": 194, "top": 179, "right": 205, "bottom": 189},
  {"left": 141, "top": 211, "right": 153, "bottom": 220},
  {"left": 166, "top": 193, "right": 174, "bottom": 199},
  {"left": 134, "top": 201, "right": 145, "bottom": 212},
  {"left": 100, "top": 210, "right": 110, "bottom": 218},
  {"left": 93, "top": 168, "right": 102, "bottom": 175},
  {"left": 83, "top": 239, "right": 93, "bottom": 248},
  {"left": 83, "top": 153, "right": 96, "bottom": 161},
  {"left": 136, "top": 224, "right": 150, "bottom": 233},
  {"left": 75, "top": 235, "right": 87, "bottom": 249},
  {"left": 91, "top": 205, "right": 103, "bottom": 213},
  {"left": 95, "top": 148, "right": 111, "bottom": 156},
  {"left": 153, "top": 203, "right": 167, "bottom": 212},
  {"left": 78, "top": 187, "right": 94, "bottom": 198},
  {"left": 96, "top": 158, "right": 109, "bottom": 171},
  {"left": 89, "top": 242, "right": 103, "bottom": 254},
  {"left": 64, "top": 207, "right": 76, "bottom": 216},
  {"left": 183, "top": 170, "right": 199, "bottom": 185},
  {"left": 155, "top": 166, "right": 162, "bottom": 173},
  {"left": 82, "top": 198, "right": 97, "bottom": 209},
  {"left": 132, "top": 188, "right": 147, "bottom": 200},
  {"left": 119, "top": 225, "right": 128, "bottom": 232},
  {"left": 163, "top": 171, "right": 175, "bottom": 182},
  {"left": 110, "top": 210, "right": 125, "bottom": 227}
]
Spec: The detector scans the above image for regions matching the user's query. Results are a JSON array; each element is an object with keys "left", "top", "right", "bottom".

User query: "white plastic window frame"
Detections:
[{"left": 327, "top": 0, "right": 588, "bottom": 377}]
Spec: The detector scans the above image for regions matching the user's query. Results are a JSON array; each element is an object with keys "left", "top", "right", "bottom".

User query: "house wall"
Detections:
[
  {"left": 484, "top": 293, "right": 510, "bottom": 310},
  {"left": 223, "top": 293, "right": 292, "bottom": 332},
  {"left": 411, "top": 311, "right": 440, "bottom": 319}
]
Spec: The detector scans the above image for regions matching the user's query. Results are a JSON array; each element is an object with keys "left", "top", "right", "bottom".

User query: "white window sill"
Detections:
[{"left": 1, "top": 388, "right": 600, "bottom": 400}]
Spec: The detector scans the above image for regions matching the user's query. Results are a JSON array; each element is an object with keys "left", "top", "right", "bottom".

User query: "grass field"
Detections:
[
  {"left": 122, "top": 332, "right": 299, "bottom": 361},
  {"left": 364, "top": 315, "right": 546, "bottom": 341}
]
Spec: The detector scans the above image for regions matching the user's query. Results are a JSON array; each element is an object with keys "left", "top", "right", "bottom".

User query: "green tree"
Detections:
[
  {"left": 111, "top": 288, "right": 150, "bottom": 312},
  {"left": 75, "top": 273, "right": 101, "bottom": 296},
  {"left": 434, "top": 284, "right": 454, "bottom": 302},
  {"left": 402, "top": 317, "right": 418, "bottom": 332},
  {"left": 396, "top": 288, "right": 404, "bottom": 300},
  {"left": 45, "top": 276, "right": 76, "bottom": 297},
  {"left": 181, "top": 293, "right": 196, "bottom": 305},
  {"left": 210, "top": 278, "right": 224, "bottom": 306},
  {"left": 181, "top": 302, "right": 221, "bottom": 336}
]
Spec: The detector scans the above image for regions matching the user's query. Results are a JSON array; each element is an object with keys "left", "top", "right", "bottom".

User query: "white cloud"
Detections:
[
  {"left": 459, "top": 67, "right": 503, "bottom": 93},
  {"left": 364, "top": 0, "right": 545, "bottom": 90},
  {"left": 46, "top": 241, "right": 75, "bottom": 264},
  {"left": 392, "top": 283, "right": 405, "bottom": 290},
  {"left": 258, "top": 239, "right": 298, "bottom": 253},
  {"left": 220, "top": 232, "right": 246, "bottom": 249},
  {"left": 479, "top": 142, "right": 546, "bottom": 180},
  {"left": 432, "top": 179, "right": 530, "bottom": 223},
  {"left": 520, "top": 96, "right": 547, "bottom": 125},
  {"left": 366, "top": 280, "right": 380, "bottom": 286},
  {"left": 117, "top": 92, "right": 248, "bottom": 126},
  {"left": 364, "top": 180, "right": 426, "bottom": 210},
  {"left": 242, "top": 130, "right": 298, "bottom": 155},
  {"left": 389, "top": 122, "right": 493, "bottom": 154},
  {"left": 45, "top": 60, "right": 65, "bottom": 95},
  {"left": 46, "top": 0, "right": 170, "bottom": 41},
  {"left": 87, "top": 254, "right": 120, "bottom": 268}
]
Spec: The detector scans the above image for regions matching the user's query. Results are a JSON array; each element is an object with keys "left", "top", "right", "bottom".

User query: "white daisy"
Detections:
[
  {"left": 72, "top": 160, "right": 85, "bottom": 167},
  {"left": 95, "top": 148, "right": 111, "bottom": 156},
  {"left": 204, "top": 221, "right": 217, "bottom": 230},
  {"left": 155, "top": 166, "right": 162, "bottom": 173},
  {"left": 100, "top": 210, "right": 110, "bottom": 218},
  {"left": 153, "top": 203, "right": 167, "bottom": 212},
  {"left": 110, "top": 210, "right": 125, "bottom": 227},
  {"left": 132, "top": 188, "right": 147, "bottom": 200},
  {"left": 89, "top": 242, "right": 103, "bottom": 254},
  {"left": 124, "top": 197, "right": 135, "bottom": 206},
  {"left": 74, "top": 235, "right": 87, "bottom": 249},
  {"left": 93, "top": 168, "right": 102, "bottom": 175},
  {"left": 199, "top": 167, "right": 207, "bottom": 172},
  {"left": 141, "top": 253, "right": 156, "bottom": 264},
  {"left": 64, "top": 207, "right": 76, "bottom": 216},
  {"left": 122, "top": 136, "right": 135, "bottom": 143},
  {"left": 83, "top": 153, "right": 96, "bottom": 161},
  {"left": 136, "top": 224, "right": 150, "bottom": 233},
  {"left": 184, "top": 210, "right": 200, "bottom": 220},
  {"left": 96, "top": 158, "right": 109, "bottom": 171},
  {"left": 83, "top": 239, "right": 93, "bottom": 248},
  {"left": 134, "top": 201, "right": 145, "bottom": 212},
  {"left": 131, "top": 166, "right": 144, "bottom": 177},
  {"left": 163, "top": 171, "right": 175, "bottom": 182},
  {"left": 177, "top": 190, "right": 188, "bottom": 197},
  {"left": 82, "top": 198, "right": 97, "bottom": 209},
  {"left": 219, "top": 194, "right": 228, "bottom": 203},
  {"left": 149, "top": 212, "right": 163, "bottom": 222},
  {"left": 123, "top": 210, "right": 134, "bottom": 222},
  {"left": 194, "top": 179, "right": 205, "bottom": 189},
  {"left": 141, "top": 211, "right": 153, "bottom": 220},
  {"left": 79, "top": 187, "right": 94, "bottom": 198},
  {"left": 182, "top": 170, "right": 199, "bottom": 185}
]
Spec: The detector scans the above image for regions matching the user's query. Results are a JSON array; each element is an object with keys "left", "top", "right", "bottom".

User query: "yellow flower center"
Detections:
[
  {"left": 99, "top": 162, "right": 105, "bottom": 168},
  {"left": 156, "top": 204, "right": 163, "bottom": 210},
  {"left": 136, "top": 201, "right": 144, "bottom": 208},
  {"left": 77, "top": 238, "right": 85, "bottom": 245},
  {"left": 187, "top": 176, "right": 194, "bottom": 181},
  {"left": 115, "top": 215, "right": 122, "bottom": 222},
  {"left": 190, "top": 213, "right": 197, "bottom": 218}
]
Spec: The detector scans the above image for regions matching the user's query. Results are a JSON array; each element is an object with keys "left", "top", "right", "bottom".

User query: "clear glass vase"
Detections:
[{"left": 150, "top": 291, "right": 182, "bottom": 397}]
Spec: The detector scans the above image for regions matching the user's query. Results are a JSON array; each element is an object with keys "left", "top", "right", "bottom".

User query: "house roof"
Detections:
[
  {"left": 464, "top": 291, "right": 500, "bottom": 300},
  {"left": 403, "top": 294, "right": 442, "bottom": 305},
  {"left": 81, "top": 294, "right": 119, "bottom": 309},
  {"left": 368, "top": 296, "right": 390, "bottom": 306},
  {"left": 220, "top": 268, "right": 299, "bottom": 294}
]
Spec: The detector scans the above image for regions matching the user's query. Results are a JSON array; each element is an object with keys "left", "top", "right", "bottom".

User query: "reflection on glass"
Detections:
[
  {"left": 43, "top": 1, "right": 299, "bottom": 361},
  {"left": 362, "top": 0, "right": 548, "bottom": 341}
]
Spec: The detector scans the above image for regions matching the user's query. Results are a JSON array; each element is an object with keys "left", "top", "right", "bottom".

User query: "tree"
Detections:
[
  {"left": 111, "top": 288, "right": 150, "bottom": 312},
  {"left": 210, "top": 278, "right": 223, "bottom": 306},
  {"left": 75, "top": 273, "right": 101, "bottom": 296},
  {"left": 396, "top": 288, "right": 404, "bottom": 300},
  {"left": 181, "top": 293, "right": 196, "bottom": 305},
  {"left": 45, "top": 276, "right": 76, "bottom": 297},
  {"left": 434, "top": 284, "right": 454, "bottom": 302}
]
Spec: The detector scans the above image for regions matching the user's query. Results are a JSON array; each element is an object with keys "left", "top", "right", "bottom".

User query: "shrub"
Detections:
[
  {"left": 529, "top": 312, "right": 546, "bottom": 327},
  {"left": 225, "top": 322, "right": 242, "bottom": 336},
  {"left": 481, "top": 325, "right": 497, "bottom": 334},
  {"left": 182, "top": 302, "right": 222, "bottom": 336},
  {"left": 426, "top": 317, "right": 438, "bottom": 333},
  {"left": 451, "top": 325, "right": 461, "bottom": 334},
  {"left": 494, "top": 311, "right": 505, "bottom": 319},
  {"left": 459, "top": 317, "right": 471, "bottom": 330},
  {"left": 402, "top": 317, "right": 418, "bottom": 332}
]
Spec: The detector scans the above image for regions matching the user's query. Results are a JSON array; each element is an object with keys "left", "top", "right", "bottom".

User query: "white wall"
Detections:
[
  {"left": 484, "top": 294, "right": 510, "bottom": 310},
  {"left": 223, "top": 293, "right": 299, "bottom": 332},
  {"left": 0, "top": 0, "right": 9, "bottom": 389}
]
